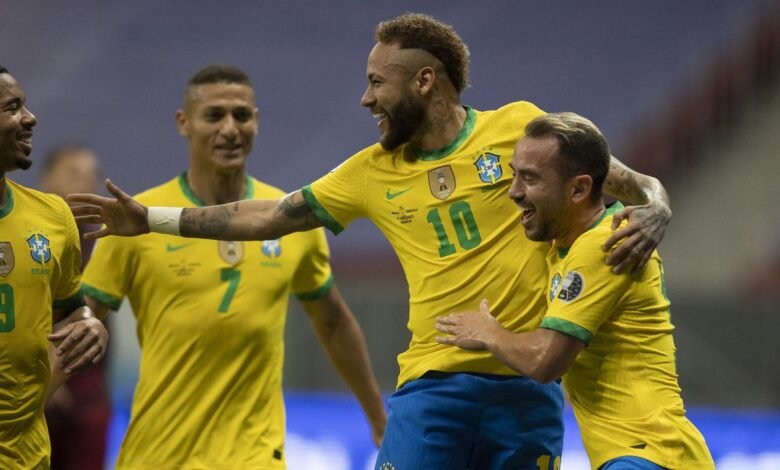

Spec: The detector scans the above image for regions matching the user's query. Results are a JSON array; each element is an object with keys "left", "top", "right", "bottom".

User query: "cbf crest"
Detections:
[
  {"left": 0, "top": 242, "right": 14, "bottom": 277},
  {"left": 474, "top": 152, "right": 502, "bottom": 184},
  {"left": 428, "top": 165, "right": 456, "bottom": 200},
  {"left": 262, "top": 239, "right": 282, "bottom": 258},
  {"left": 549, "top": 273, "right": 562, "bottom": 301},
  {"left": 27, "top": 234, "right": 51, "bottom": 265}
]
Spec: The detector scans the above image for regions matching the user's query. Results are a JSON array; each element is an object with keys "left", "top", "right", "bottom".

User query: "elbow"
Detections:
[
  {"left": 526, "top": 349, "right": 566, "bottom": 384},
  {"left": 527, "top": 366, "right": 559, "bottom": 384}
]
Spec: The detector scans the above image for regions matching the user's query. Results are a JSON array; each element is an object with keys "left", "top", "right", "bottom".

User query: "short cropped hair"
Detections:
[
  {"left": 40, "top": 143, "right": 94, "bottom": 177},
  {"left": 187, "top": 64, "right": 252, "bottom": 88},
  {"left": 525, "top": 112, "right": 610, "bottom": 201},
  {"left": 0, "top": 66, "right": 8, "bottom": 75},
  {"left": 375, "top": 13, "right": 470, "bottom": 93}
]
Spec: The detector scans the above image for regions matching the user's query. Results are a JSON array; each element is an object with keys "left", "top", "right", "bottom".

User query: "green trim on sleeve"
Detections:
[
  {"left": 52, "top": 290, "right": 85, "bottom": 311},
  {"left": 295, "top": 274, "right": 334, "bottom": 301},
  {"left": 540, "top": 317, "right": 592, "bottom": 344},
  {"left": 81, "top": 283, "right": 123, "bottom": 311},
  {"left": 300, "top": 185, "right": 344, "bottom": 235},
  {"left": 414, "top": 106, "right": 476, "bottom": 161},
  {"left": 0, "top": 183, "right": 14, "bottom": 219}
]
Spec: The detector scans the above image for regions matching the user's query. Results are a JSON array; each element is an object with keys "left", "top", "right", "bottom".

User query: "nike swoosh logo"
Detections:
[
  {"left": 166, "top": 243, "right": 194, "bottom": 252},
  {"left": 386, "top": 187, "right": 412, "bottom": 200}
]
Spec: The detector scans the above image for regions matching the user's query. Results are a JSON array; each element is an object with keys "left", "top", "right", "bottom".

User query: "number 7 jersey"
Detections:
[
  {"left": 82, "top": 173, "right": 333, "bottom": 468},
  {"left": 303, "top": 102, "right": 550, "bottom": 387}
]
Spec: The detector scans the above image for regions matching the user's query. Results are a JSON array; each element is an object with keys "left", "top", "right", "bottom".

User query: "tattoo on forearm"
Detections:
[
  {"left": 605, "top": 163, "right": 642, "bottom": 203},
  {"left": 277, "top": 194, "right": 313, "bottom": 219},
  {"left": 181, "top": 205, "right": 234, "bottom": 238}
]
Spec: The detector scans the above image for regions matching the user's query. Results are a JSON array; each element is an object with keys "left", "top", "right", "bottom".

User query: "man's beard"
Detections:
[
  {"left": 16, "top": 155, "right": 32, "bottom": 170},
  {"left": 380, "top": 95, "right": 425, "bottom": 152}
]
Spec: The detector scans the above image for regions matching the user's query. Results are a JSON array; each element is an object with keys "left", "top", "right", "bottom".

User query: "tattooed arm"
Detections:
[
  {"left": 601, "top": 156, "right": 672, "bottom": 273},
  {"left": 69, "top": 179, "right": 323, "bottom": 241}
]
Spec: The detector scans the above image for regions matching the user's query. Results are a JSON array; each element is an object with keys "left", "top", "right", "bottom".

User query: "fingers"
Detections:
[
  {"left": 435, "top": 323, "right": 457, "bottom": 335},
  {"left": 435, "top": 315, "right": 457, "bottom": 326},
  {"left": 64, "top": 343, "right": 104, "bottom": 374},
  {"left": 631, "top": 241, "right": 657, "bottom": 274},
  {"left": 610, "top": 207, "right": 634, "bottom": 230},
  {"left": 603, "top": 224, "right": 639, "bottom": 253},
  {"left": 435, "top": 336, "right": 456, "bottom": 345},
  {"left": 48, "top": 324, "right": 74, "bottom": 342},
  {"left": 70, "top": 204, "right": 102, "bottom": 217},
  {"left": 82, "top": 226, "right": 111, "bottom": 240},
  {"left": 73, "top": 215, "right": 104, "bottom": 225},
  {"left": 105, "top": 179, "right": 132, "bottom": 202},
  {"left": 67, "top": 193, "right": 115, "bottom": 206},
  {"left": 608, "top": 236, "right": 653, "bottom": 274},
  {"left": 479, "top": 299, "right": 490, "bottom": 314}
]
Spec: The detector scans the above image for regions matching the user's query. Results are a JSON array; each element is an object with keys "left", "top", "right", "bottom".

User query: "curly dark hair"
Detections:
[{"left": 375, "top": 13, "right": 470, "bottom": 93}]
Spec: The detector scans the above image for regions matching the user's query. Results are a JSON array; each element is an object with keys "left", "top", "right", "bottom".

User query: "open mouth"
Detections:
[
  {"left": 372, "top": 112, "right": 388, "bottom": 128},
  {"left": 16, "top": 133, "right": 33, "bottom": 153},
  {"left": 521, "top": 207, "right": 536, "bottom": 224}
]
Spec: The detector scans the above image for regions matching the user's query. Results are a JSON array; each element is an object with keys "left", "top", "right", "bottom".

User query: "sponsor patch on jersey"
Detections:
[
  {"left": 474, "top": 152, "right": 502, "bottom": 184},
  {"left": 0, "top": 242, "right": 14, "bottom": 277},
  {"left": 261, "top": 239, "right": 282, "bottom": 258},
  {"left": 557, "top": 271, "right": 584, "bottom": 303},
  {"left": 549, "top": 273, "right": 561, "bottom": 301},
  {"left": 218, "top": 241, "right": 244, "bottom": 265},
  {"left": 428, "top": 165, "right": 456, "bottom": 200},
  {"left": 27, "top": 233, "right": 51, "bottom": 265}
]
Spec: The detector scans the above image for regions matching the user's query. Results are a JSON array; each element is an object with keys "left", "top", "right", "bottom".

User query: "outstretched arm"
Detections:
[
  {"left": 435, "top": 300, "right": 584, "bottom": 384},
  {"left": 602, "top": 156, "right": 672, "bottom": 273},
  {"left": 69, "top": 179, "right": 323, "bottom": 241},
  {"left": 301, "top": 284, "right": 387, "bottom": 447}
]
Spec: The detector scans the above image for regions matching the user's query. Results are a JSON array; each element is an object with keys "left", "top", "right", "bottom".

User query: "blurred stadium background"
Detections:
[{"left": 4, "top": 0, "right": 780, "bottom": 468}]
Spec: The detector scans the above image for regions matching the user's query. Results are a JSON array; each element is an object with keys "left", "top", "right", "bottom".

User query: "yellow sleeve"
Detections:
[
  {"left": 291, "top": 228, "right": 333, "bottom": 301},
  {"left": 81, "top": 235, "right": 137, "bottom": 311},
  {"left": 542, "top": 245, "right": 632, "bottom": 344},
  {"left": 52, "top": 203, "right": 83, "bottom": 310},
  {"left": 300, "top": 150, "right": 369, "bottom": 234}
]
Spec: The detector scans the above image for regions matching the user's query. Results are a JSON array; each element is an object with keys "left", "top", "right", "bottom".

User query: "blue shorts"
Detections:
[
  {"left": 375, "top": 372, "right": 564, "bottom": 470},
  {"left": 600, "top": 456, "right": 667, "bottom": 470}
]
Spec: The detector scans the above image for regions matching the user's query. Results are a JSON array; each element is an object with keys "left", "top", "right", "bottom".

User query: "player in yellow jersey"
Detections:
[
  {"left": 0, "top": 66, "right": 108, "bottom": 469},
  {"left": 80, "top": 65, "right": 386, "bottom": 469},
  {"left": 70, "top": 15, "right": 672, "bottom": 469},
  {"left": 436, "top": 112, "right": 714, "bottom": 470}
]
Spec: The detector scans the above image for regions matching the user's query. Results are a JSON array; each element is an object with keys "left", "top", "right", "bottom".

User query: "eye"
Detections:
[
  {"left": 233, "top": 109, "right": 253, "bottom": 122},
  {"left": 205, "top": 110, "right": 224, "bottom": 122}
]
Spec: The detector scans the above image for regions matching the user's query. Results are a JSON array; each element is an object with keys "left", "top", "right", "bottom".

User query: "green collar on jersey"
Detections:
[
  {"left": 557, "top": 201, "right": 625, "bottom": 258},
  {"left": 178, "top": 172, "right": 255, "bottom": 207},
  {"left": 0, "top": 182, "right": 14, "bottom": 219},
  {"left": 414, "top": 106, "right": 476, "bottom": 161}
]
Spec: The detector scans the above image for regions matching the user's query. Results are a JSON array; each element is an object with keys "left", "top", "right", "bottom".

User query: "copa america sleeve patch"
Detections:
[{"left": 557, "top": 271, "right": 584, "bottom": 303}]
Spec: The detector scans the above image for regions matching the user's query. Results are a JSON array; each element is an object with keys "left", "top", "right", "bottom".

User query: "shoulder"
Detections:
[
  {"left": 471, "top": 101, "right": 546, "bottom": 138},
  {"left": 134, "top": 176, "right": 183, "bottom": 205},
  {"left": 9, "top": 179, "right": 70, "bottom": 216}
]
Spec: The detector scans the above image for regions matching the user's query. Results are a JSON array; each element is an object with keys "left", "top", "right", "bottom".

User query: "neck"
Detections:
[
  {"left": 411, "top": 100, "right": 466, "bottom": 152},
  {"left": 186, "top": 165, "right": 246, "bottom": 206},
  {"left": 554, "top": 201, "right": 606, "bottom": 249},
  {"left": 0, "top": 176, "right": 6, "bottom": 207}
]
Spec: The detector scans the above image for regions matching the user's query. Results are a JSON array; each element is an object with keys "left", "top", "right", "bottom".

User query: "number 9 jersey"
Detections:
[
  {"left": 81, "top": 174, "right": 333, "bottom": 469},
  {"left": 303, "top": 102, "right": 550, "bottom": 388}
]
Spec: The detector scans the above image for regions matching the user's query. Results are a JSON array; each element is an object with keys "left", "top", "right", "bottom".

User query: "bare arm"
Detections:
[
  {"left": 601, "top": 156, "right": 673, "bottom": 273},
  {"left": 301, "top": 284, "right": 387, "bottom": 447},
  {"left": 69, "top": 180, "right": 324, "bottom": 241},
  {"left": 435, "top": 300, "right": 585, "bottom": 383}
]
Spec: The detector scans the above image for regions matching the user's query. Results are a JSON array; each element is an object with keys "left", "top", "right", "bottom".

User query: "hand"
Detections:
[
  {"left": 369, "top": 412, "right": 387, "bottom": 448},
  {"left": 602, "top": 203, "right": 671, "bottom": 274},
  {"left": 435, "top": 300, "right": 502, "bottom": 351},
  {"left": 48, "top": 307, "right": 108, "bottom": 375},
  {"left": 68, "top": 179, "right": 149, "bottom": 239}
]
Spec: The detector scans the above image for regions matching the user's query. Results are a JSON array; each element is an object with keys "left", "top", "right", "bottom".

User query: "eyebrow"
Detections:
[{"left": 0, "top": 96, "right": 21, "bottom": 108}]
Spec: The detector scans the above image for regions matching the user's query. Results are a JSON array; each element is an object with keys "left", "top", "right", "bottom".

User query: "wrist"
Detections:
[{"left": 147, "top": 207, "right": 183, "bottom": 235}]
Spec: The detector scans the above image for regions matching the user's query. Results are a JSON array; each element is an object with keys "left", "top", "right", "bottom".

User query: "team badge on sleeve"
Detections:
[
  {"left": 557, "top": 271, "right": 584, "bottom": 303},
  {"left": 27, "top": 234, "right": 51, "bottom": 265},
  {"left": 550, "top": 273, "right": 562, "bottom": 301},
  {"left": 0, "top": 242, "right": 14, "bottom": 277},
  {"left": 474, "top": 152, "right": 502, "bottom": 184}
]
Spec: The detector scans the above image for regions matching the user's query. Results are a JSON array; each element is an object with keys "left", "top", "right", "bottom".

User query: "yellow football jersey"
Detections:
[
  {"left": 0, "top": 179, "right": 82, "bottom": 470},
  {"left": 541, "top": 203, "right": 714, "bottom": 469},
  {"left": 304, "top": 102, "right": 550, "bottom": 387},
  {"left": 82, "top": 174, "right": 333, "bottom": 469}
]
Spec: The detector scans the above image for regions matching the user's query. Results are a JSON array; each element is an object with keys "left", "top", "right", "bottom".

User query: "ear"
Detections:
[
  {"left": 569, "top": 175, "right": 594, "bottom": 203},
  {"left": 175, "top": 109, "right": 188, "bottom": 137},
  {"left": 416, "top": 66, "right": 436, "bottom": 96}
]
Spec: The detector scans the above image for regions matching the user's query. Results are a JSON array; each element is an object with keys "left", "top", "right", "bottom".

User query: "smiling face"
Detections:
[
  {"left": 177, "top": 81, "right": 259, "bottom": 174},
  {"left": 0, "top": 73, "right": 37, "bottom": 174},
  {"left": 360, "top": 42, "right": 427, "bottom": 151},
  {"left": 508, "top": 135, "right": 572, "bottom": 242}
]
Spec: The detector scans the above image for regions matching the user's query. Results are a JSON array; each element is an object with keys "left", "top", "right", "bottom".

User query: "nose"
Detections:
[
  {"left": 360, "top": 85, "right": 375, "bottom": 108},
  {"left": 220, "top": 115, "right": 239, "bottom": 140},
  {"left": 508, "top": 175, "right": 525, "bottom": 202},
  {"left": 22, "top": 107, "right": 37, "bottom": 128}
]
